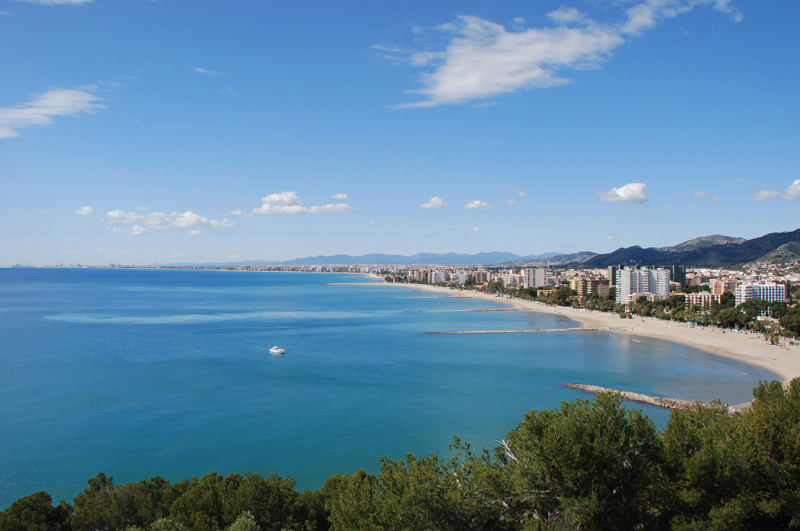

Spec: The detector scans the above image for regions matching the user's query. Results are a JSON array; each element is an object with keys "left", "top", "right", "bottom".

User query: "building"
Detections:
[
  {"left": 523, "top": 268, "right": 547, "bottom": 288},
  {"left": 616, "top": 267, "right": 671, "bottom": 305},
  {"left": 607, "top": 266, "right": 618, "bottom": 287},
  {"left": 682, "top": 292, "right": 723, "bottom": 309},
  {"left": 670, "top": 265, "right": 687, "bottom": 287},
  {"left": 710, "top": 279, "right": 737, "bottom": 295},
  {"left": 735, "top": 283, "right": 789, "bottom": 307},
  {"left": 570, "top": 278, "right": 610, "bottom": 298},
  {"left": 430, "top": 271, "right": 447, "bottom": 284}
]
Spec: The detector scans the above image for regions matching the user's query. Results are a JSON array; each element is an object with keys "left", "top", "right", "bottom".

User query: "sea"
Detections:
[{"left": 0, "top": 268, "right": 779, "bottom": 509}]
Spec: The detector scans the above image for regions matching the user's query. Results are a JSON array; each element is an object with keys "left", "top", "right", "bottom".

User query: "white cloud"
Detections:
[
  {"left": 73, "top": 206, "right": 96, "bottom": 216},
  {"left": 472, "top": 226, "right": 485, "bottom": 232},
  {"left": 501, "top": 199, "right": 518, "bottom": 206},
  {"left": 193, "top": 66, "right": 224, "bottom": 77},
  {"left": 105, "top": 209, "right": 234, "bottom": 235},
  {"left": 785, "top": 179, "right": 800, "bottom": 201},
  {"left": 137, "top": 206, "right": 150, "bottom": 211},
  {"left": 253, "top": 204, "right": 306, "bottom": 215},
  {"left": 230, "top": 208, "right": 253, "bottom": 218},
  {"left": 14, "top": 0, "right": 93, "bottom": 4},
  {"left": 420, "top": 196, "right": 447, "bottom": 209},
  {"left": 187, "top": 230, "right": 202, "bottom": 237},
  {"left": 695, "top": 190, "right": 720, "bottom": 202},
  {"left": 251, "top": 191, "right": 352, "bottom": 216},
  {"left": 261, "top": 191, "right": 301, "bottom": 205},
  {"left": 517, "top": 191, "right": 526, "bottom": 197},
  {"left": 596, "top": 182, "right": 648, "bottom": 204},
  {"left": 386, "top": 1, "right": 742, "bottom": 107},
  {"left": 752, "top": 190, "right": 779, "bottom": 201},
  {"left": 307, "top": 204, "right": 353, "bottom": 214},
  {"left": 464, "top": 200, "right": 492, "bottom": 210},
  {"left": 0, "top": 88, "right": 105, "bottom": 138},
  {"left": 332, "top": 193, "right": 348, "bottom": 199},
  {"left": 604, "top": 235, "right": 619, "bottom": 240}
]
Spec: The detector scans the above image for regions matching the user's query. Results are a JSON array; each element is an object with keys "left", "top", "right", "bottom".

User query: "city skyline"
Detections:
[{"left": 1, "top": 0, "right": 798, "bottom": 265}]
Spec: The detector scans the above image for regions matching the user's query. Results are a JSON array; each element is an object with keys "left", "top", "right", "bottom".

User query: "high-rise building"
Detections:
[
  {"left": 607, "top": 266, "right": 618, "bottom": 286},
  {"left": 523, "top": 268, "right": 547, "bottom": 288},
  {"left": 735, "top": 283, "right": 789, "bottom": 307},
  {"left": 670, "top": 265, "right": 687, "bottom": 287},
  {"left": 616, "top": 267, "right": 671, "bottom": 305}
]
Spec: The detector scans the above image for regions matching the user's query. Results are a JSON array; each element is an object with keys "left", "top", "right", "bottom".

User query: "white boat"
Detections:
[{"left": 270, "top": 346, "right": 285, "bottom": 355}]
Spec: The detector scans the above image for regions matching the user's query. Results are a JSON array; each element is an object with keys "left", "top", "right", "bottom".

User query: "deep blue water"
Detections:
[{"left": 0, "top": 268, "right": 778, "bottom": 508}]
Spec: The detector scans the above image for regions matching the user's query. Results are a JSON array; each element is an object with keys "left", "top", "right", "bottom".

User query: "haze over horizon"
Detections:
[{"left": 2, "top": 0, "right": 798, "bottom": 265}]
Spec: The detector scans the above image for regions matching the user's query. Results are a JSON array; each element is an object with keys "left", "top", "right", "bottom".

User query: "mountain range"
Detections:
[{"left": 153, "top": 229, "right": 800, "bottom": 268}]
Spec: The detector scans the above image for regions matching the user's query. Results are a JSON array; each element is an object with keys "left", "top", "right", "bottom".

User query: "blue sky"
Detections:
[{"left": 1, "top": 0, "right": 798, "bottom": 265}]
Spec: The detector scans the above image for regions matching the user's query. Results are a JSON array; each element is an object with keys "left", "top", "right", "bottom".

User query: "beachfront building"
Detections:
[
  {"left": 710, "top": 279, "right": 738, "bottom": 295},
  {"left": 430, "top": 271, "right": 448, "bottom": 284},
  {"left": 735, "top": 282, "right": 790, "bottom": 307},
  {"left": 682, "top": 292, "right": 723, "bottom": 309},
  {"left": 616, "top": 267, "right": 671, "bottom": 305},
  {"left": 569, "top": 277, "right": 610, "bottom": 298},
  {"left": 522, "top": 268, "right": 547, "bottom": 288}
]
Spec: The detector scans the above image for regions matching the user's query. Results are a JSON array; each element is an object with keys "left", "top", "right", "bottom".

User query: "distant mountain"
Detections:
[
  {"left": 499, "top": 251, "right": 598, "bottom": 268},
  {"left": 277, "top": 251, "right": 526, "bottom": 266},
  {"left": 658, "top": 234, "right": 745, "bottom": 253},
  {"left": 579, "top": 229, "right": 800, "bottom": 268},
  {"left": 757, "top": 242, "right": 800, "bottom": 263}
]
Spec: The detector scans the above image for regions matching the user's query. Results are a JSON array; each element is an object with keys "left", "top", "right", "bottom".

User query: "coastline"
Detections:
[{"left": 374, "top": 279, "right": 797, "bottom": 385}]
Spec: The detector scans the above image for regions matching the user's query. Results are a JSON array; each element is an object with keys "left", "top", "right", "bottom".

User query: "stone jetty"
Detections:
[{"left": 565, "top": 383, "right": 701, "bottom": 410}]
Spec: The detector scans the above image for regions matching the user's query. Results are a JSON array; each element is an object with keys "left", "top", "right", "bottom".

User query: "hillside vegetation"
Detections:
[{"left": 3, "top": 380, "right": 800, "bottom": 531}]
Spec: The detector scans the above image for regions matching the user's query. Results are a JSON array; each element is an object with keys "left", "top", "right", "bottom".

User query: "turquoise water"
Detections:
[{"left": 0, "top": 269, "right": 778, "bottom": 508}]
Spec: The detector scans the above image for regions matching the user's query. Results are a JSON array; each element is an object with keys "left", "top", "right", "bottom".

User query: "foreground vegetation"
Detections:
[{"left": 3, "top": 379, "right": 800, "bottom": 530}]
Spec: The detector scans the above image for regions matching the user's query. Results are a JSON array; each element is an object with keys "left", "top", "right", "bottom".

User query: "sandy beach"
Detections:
[{"left": 381, "top": 281, "right": 799, "bottom": 385}]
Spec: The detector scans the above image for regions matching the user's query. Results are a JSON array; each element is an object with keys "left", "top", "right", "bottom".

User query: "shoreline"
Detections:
[{"left": 372, "top": 279, "right": 797, "bottom": 384}]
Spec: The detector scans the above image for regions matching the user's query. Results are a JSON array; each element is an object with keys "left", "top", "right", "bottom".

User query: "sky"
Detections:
[{"left": 1, "top": 0, "right": 798, "bottom": 265}]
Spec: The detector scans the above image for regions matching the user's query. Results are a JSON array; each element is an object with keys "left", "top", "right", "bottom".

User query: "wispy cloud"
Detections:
[
  {"left": 14, "top": 0, "right": 93, "bottom": 4},
  {"left": 464, "top": 200, "right": 491, "bottom": 210},
  {"left": 753, "top": 180, "right": 800, "bottom": 202},
  {"left": 73, "top": 206, "right": 96, "bottom": 216},
  {"left": 604, "top": 235, "right": 619, "bottom": 240},
  {"left": 472, "top": 226, "right": 485, "bottom": 232},
  {"left": 0, "top": 87, "right": 105, "bottom": 138},
  {"left": 517, "top": 191, "right": 526, "bottom": 197},
  {"left": 105, "top": 210, "right": 235, "bottom": 235},
  {"left": 220, "top": 87, "right": 239, "bottom": 96},
  {"left": 332, "top": 193, "right": 348, "bottom": 200},
  {"left": 251, "top": 191, "right": 353, "bottom": 215},
  {"left": 420, "top": 196, "right": 447, "bottom": 209},
  {"left": 596, "top": 182, "right": 648, "bottom": 203},
  {"left": 501, "top": 199, "right": 518, "bottom": 206},
  {"left": 193, "top": 66, "right": 225, "bottom": 77},
  {"left": 694, "top": 190, "right": 720, "bottom": 202},
  {"left": 384, "top": 1, "right": 742, "bottom": 107}
]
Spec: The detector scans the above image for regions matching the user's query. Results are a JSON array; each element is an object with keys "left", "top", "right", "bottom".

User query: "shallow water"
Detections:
[{"left": 0, "top": 269, "right": 777, "bottom": 508}]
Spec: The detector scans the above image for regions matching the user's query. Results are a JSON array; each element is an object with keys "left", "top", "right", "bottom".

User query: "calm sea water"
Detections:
[{"left": 0, "top": 268, "right": 778, "bottom": 508}]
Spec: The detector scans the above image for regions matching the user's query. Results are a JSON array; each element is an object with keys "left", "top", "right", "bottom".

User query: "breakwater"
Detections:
[
  {"left": 424, "top": 327, "right": 622, "bottom": 335},
  {"left": 566, "top": 383, "right": 701, "bottom": 410}
]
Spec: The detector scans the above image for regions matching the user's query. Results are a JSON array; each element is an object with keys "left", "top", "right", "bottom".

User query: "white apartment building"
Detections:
[
  {"left": 522, "top": 268, "right": 547, "bottom": 288},
  {"left": 735, "top": 283, "right": 789, "bottom": 307},
  {"left": 430, "top": 271, "right": 448, "bottom": 284},
  {"left": 616, "top": 267, "right": 671, "bottom": 305}
]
